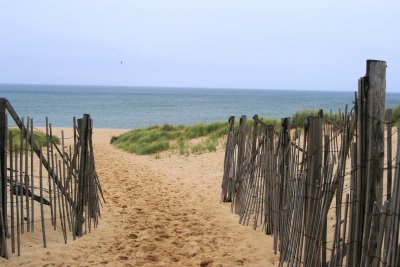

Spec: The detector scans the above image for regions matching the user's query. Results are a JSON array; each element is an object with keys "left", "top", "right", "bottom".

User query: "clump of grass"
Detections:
[
  {"left": 258, "top": 117, "right": 281, "bottom": 126},
  {"left": 111, "top": 126, "right": 172, "bottom": 155},
  {"left": 183, "top": 122, "right": 228, "bottom": 139},
  {"left": 291, "top": 109, "right": 343, "bottom": 128},
  {"left": 291, "top": 109, "right": 319, "bottom": 128},
  {"left": 191, "top": 136, "right": 218, "bottom": 154},
  {"left": 8, "top": 128, "right": 60, "bottom": 150},
  {"left": 111, "top": 122, "right": 229, "bottom": 155},
  {"left": 390, "top": 105, "right": 400, "bottom": 126},
  {"left": 177, "top": 137, "right": 189, "bottom": 156}
]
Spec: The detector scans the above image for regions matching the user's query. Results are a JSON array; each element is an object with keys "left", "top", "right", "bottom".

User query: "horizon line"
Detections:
[{"left": 0, "top": 82, "right": 399, "bottom": 93}]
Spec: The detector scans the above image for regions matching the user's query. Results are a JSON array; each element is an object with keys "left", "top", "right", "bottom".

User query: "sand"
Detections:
[{"left": 1, "top": 128, "right": 279, "bottom": 267}]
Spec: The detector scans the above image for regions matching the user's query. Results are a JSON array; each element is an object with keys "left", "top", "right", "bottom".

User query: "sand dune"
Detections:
[{"left": 1, "top": 128, "right": 278, "bottom": 267}]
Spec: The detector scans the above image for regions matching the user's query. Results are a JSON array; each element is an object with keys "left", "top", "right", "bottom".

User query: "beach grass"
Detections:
[
  {"left": 291, "top": 109, "right": 343, "bottom": 128},
  {"left": 391, "top": 105, "right": 400, "bottom": 126},
  {"left": 111, "top": 106, "right": 399, "bottom": 156},
  {"left": 110, "top": 118, "right": 280, "bottom": 156},
  {"left": 8, "top": 128, "right": 60, "bottom": 150},
  {"left": 110, "top": 122, "right": 229, "bottom": 155}
]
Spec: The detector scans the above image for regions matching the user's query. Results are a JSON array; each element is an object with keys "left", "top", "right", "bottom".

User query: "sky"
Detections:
[{"left": 0, "top": 1, "right": 399, "bottom": 91}]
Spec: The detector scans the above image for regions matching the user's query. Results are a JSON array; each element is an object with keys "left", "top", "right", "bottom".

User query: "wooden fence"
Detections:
[
  {"left": 0, "top": 98, "right": 103, "bottom": 258},
  {"left": 221, "top": 60, "right": 400, "bottom": 266}
]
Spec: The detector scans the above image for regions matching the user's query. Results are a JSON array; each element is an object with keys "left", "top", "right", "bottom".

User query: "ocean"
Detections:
[{"left": 0, "top": 84, "right": 399, "bottom": 129}]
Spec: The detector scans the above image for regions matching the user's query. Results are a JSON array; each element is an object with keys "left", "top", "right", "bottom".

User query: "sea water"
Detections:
[{"left": 0, "top": 84, "right": 399, "bottom": 128}]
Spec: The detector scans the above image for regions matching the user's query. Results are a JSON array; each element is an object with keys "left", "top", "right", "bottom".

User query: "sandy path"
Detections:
[{"left": 1, "top": 128, "right": 278, "bottom": 267}]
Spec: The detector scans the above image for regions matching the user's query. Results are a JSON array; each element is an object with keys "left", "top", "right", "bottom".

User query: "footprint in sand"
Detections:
[
  {"left": 145, "top": 254, "right": 158, "bottom": 262},
  {"left": 128, "top": 233, "right": 138, "bottom": 239},
  {"left": 159, "top": 233, "right": 170, "bottom": 239},
  {"left": 117, "top": 255, "right": 129, "bottom": 261},
  {"left": 141, "top": 243, "right": 157, "bottom": 252},
  {"left": 170, "top": 256, "right": 180, "bottom": 262}
]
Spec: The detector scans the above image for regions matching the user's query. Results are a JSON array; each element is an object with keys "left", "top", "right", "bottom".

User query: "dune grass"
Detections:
[
  {"left": 290, "top": 106, "right": 400, "bottom": 129},
  {"left": 110, "top": 111, "right": 336, "bottom": 156},
  {"left": 8, "top": 128, "right": 60, "bottom": 150},
  {"left": 111, "top": 106, "right": 399, "bottom": 156},
  {"left": 391, "top": 105, "right": 400, "bottom": 126},
  {"left": 110, "top": 122, "right": 229, "bottom": 155},
  {"left": 290, "top": 109, "right": 343, "bottom": 128}
]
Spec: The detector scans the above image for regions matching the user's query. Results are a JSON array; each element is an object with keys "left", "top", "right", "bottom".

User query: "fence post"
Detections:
[
  {"left": 221, "top": 116, "right": 235, "bottom": 202},
  {"left": 385, "top": 109, "right": 393, "bottom": 200},
  {"left": 278, "top": 117, "right": 290, "bottom": 258},
  {"left": 360, "top": 60, "right": 386, "bottom": 265},
  {"left": 264, "top": 124, "right": 275, "bottom": 236},
  {"left": 251, "top": 115, "right": 258, "bottom": 157},
  {"left": 303, "top": 116, "right": 322, "bottom": 265},
  {"left": 76, "top": 114, "right": 90, "bottom": 237},
  {"left": 0, "top": 98, "right": 8, "bottom": 258},
  {"left": 365, "top": 60, "right": 386, "bottom": 205},
  {"left": 234, "top": 115, "right": 247, "bottom": 214}
]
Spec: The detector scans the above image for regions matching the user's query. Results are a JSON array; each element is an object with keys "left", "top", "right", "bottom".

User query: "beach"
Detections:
[
  {"left": 1, "top": 128, "right": 279, "bottom": 267},
  {"left": 1, "top": 1, "right": 398, "bottom": 265}
]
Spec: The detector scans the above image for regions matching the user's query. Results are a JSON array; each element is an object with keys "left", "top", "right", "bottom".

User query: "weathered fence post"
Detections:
[
  {"left": 0, "top": 98, "right": 8, "bottom": 258},
  {"left": 264, "top": 124, "right": 275, "bottom": 236},
  {"left": 76, "top": 114, "right": 90, "bottom": 237},
  {"left": 249, "top": 115, "right": 259, "bottom": 184},
  {"left": 221, "top": 116, "right": 235, "bottom": 202},
  {"left": 303, "top": 116, "right": 322, "bottom": 266},
  {"left": 234, "top": 115, "right": 247, "bottom": 214},
  {"left": 360, "top": 60, "right": 386, "bottom": 265},
  {"left": 278, "top": 117, "right": 290, "bottom": 260},
  {"left": 365, "top": 60, "right": 386, "bottom": 205},
  {"left": 251, "top": 115, "right": 258, "bottom": 157},
  {"left": 385, "top": 109, "right": 393, "bottom": 200}
]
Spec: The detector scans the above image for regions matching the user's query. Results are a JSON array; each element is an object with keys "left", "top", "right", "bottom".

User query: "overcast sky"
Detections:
[{"left": 0, "top": 1, "right": 399, "bottom": 91}]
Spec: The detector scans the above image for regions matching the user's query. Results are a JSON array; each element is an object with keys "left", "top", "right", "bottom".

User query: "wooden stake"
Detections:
[
  {"left": 385, "top": 109, "right": 393, "bottom": 200},
  {"left": 30, "top": 118, "right": 34, "bottom": 232},
  {"left": 15, "top": 145, "right": 20, "bottom": 256},
  {"left": 45, "top": 117, "right": 54, "bottom": 226},
  {"left": 39, "top": 145, "right": 47, "bottom": 248},
  {"left": 0, "top": 99, "right": 7, "bottom": 258},
  {"left": 9, "top": 133, "right": 15, "bottom": 253},
  {"left": 50, "top": 124, "right": 57, "bottom": 230},
  {"left": 25, "top": 117, "right": 30, "bottom": 232},
  {"left": 19, "top": 118, "right": 24, "bottom": 234}
]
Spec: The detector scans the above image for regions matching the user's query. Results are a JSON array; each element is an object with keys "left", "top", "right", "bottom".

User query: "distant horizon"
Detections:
[
  {"left": 1, "top": 82, "right": 399, "bottom": 93},
  {"left": 4, "top": 86, "right": 399, "bottom": 129}
]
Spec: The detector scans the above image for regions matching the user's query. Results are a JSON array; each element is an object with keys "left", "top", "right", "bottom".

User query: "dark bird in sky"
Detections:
[{"left": 121, "top": 61, "right": 123, "bottom": 64}]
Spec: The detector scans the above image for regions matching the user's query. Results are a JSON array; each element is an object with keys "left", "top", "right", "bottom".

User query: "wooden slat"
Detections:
[
  {"left": 39, "top": 145, "right": 47, "bottom": 248},
  {"left": 0, "top": 99, "right": 7, "bottom": 259}
]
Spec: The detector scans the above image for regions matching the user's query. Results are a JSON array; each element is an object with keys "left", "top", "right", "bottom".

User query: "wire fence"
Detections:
[
  {"left": 0, "top": 98, "right": 103, "bottom": 259},
  {"left": 221, "top": 60, "right": 400, "bottom": 266}
]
